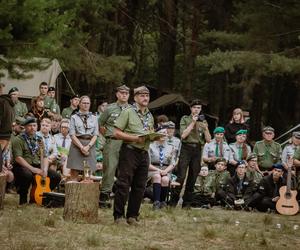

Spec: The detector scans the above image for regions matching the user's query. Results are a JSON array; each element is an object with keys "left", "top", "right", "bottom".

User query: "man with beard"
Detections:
[
  {"left": 8, "top": 87, "right": 28, "bottom": 120},
  {"left": 113, "top": 86, "right": 154, "bottom": 225}
]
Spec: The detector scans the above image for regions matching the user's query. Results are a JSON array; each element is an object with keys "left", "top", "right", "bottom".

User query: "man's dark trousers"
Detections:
[
  {"left": 113, "top": 144, "right": 149, "bottom": 219},
  {"left": 169, "top": 143, "right": 201, "bottom": 207}
]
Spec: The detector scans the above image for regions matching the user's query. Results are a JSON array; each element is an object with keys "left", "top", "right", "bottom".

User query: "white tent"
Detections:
[{"left": 1, "top": 58, "right": 62, "bottom": 98}]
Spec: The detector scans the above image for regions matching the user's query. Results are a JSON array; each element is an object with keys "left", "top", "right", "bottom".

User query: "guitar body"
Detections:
[
  {"left": 276, "top": 186, "right": 299, "bottom": 215},
  {"left": 30, "top": 175, "right": 51, "bottom": 206}
]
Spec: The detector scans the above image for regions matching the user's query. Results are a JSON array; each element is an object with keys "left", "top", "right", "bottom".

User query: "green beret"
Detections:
[
  {"left": 236, "top": 129, "right": 248, "bottom": 135},
  {"left": 15, "top": 117, "right": 26, "bottom": 125},
  {"left": 213, "top": 126, "right": 225, "bottom": 134},
  {"left": 190, "top": 99, "right": 202, "bottom": 107}
]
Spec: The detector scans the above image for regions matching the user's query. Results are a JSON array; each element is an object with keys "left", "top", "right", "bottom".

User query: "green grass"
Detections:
[{"left": 0, "top": 194, "right": 300, "bottom": 249}]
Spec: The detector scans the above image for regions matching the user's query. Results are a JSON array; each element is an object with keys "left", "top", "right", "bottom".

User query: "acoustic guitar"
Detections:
[
  {"left": 276, "top": 162, "right": 299, "bottom": 215},
  {"left": 30, "top": 137, "right": 51, "bottom": 206}
]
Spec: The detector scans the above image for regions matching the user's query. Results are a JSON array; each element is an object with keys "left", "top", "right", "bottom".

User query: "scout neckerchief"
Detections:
[
  {"left": 21, "top": 132, "right": 40, "bottom": 156},
  {"left": 77, "top": 112, "right": 90, "bottom": 131},
  {"left": 215, "top": 140, "right": 223, "bottom": 157},
  {"left": 132, "top": 103, "right": 151, "bottom": 131},
  {"left": 158, "top": 144, "right": 164, "bottom": 168},
  {"left": 236, "top": 142, "right": 242, "bottom": 160}
]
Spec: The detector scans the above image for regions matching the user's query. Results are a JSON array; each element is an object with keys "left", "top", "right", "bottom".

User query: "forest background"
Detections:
[{"left": 1, "top": 0, "right": 300, "bottom": 140}]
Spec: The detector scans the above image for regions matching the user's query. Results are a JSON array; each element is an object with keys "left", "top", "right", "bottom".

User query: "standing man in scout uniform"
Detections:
[
  {"left": 38, "top": 82, "right": 55, "bottom": 114},
  {"left": 47, "top": 87, "right": 60, "bottom": 115},
  {"left": 61, "top": 94, "right": 80, "bottom": 119},
  {"left": 113, "top": 86, "right": 154, "bottom": 225},
  {"left": 169, "top": 99, "right": 211, "bottom": 208},
  {"left": 9, "top": 87, "right": 28, "bottom": 120},
  {"left": 253, "top": 126, "right": 282, "bottom": 172},
  {"left": 99, "top": 85, "right": 130, "bottom": 208},
  {"left": 0, "top": 82, "right": 15, "bottom": 172},
  {"left": 11, "top": 117, "right": 61, "bottom": 205},
  {"left": 202, "top": 127, "right": 232, "bottom": 169}
]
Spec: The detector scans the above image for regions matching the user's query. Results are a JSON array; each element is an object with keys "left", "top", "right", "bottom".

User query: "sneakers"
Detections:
[{"left": 153, "top": 201, "right": 161, "bottom": 210}]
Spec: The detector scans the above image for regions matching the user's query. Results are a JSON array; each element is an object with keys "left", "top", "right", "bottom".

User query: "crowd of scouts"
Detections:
[{"left": 1, "top": 81, "right": 300, "bottom": 226}]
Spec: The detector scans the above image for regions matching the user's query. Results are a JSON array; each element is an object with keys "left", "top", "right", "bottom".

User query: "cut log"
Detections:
[
  {"left": 63, "top": 182, "right": 100, "bottom": 223},
  {"left": 0, "top": 173, "right": 7, "bottom": 209}
]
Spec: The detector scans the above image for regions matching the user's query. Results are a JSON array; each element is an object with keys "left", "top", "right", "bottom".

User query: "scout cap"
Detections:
[
  {"left": 0, "top": 82, "right": 5, "bottom": 87},
  {"left": 48, "top": 87, "right": 55, "bottom": 92},
  {"left": 71, "top": 94, "right": 80, "bottom": 99},
  {"left": 22, "top": 117, "right": 37, "bottom": 126},
  {"left": 262, "top": 126, "right": 274, "bottom": 133},
  {"left": 134, "top": 86, "right": 149, "bottom": 95},
  {"left": 292, "top": 131, "right": 300, "bottom": 139},
  {"left": 15, "top": 117, "right": 26, "bottom": 125},
  {"left": 116, "top": 84, "right": 130, "bottom": 92},
  {"left": 246, "top": 153, "right": 257, "bottom": 162},
  {"left": 8, "top": 87, "right": 19, "bottom": 95},
  {"left": 236, "top": 129, "right": 247, "bottom": 135},
  {"left": 215, "top": 157, "right": 227, "bottom": 164},
  {"left": 190, "top": 99, "right": 202, "bottom": 107},
  {"left": 213, "top": 126, "right": 225, "bottom": 134},
  {"left": 272, "top": 163, "right": 284, "bottom": 171}
]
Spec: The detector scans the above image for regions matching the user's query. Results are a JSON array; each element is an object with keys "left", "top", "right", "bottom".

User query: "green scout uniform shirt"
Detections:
[
  {"left": 246, "top": 170, "right": 263, "bottom": 189},
  {"left": 13, "top": 100, "right": 28, "bottom": 119},
  {"left": 61, "top": 106, "right": 75, "bottom": 119},
  {"left": 194, "top": 173, "right": 216, "bottom": 196},
  {"left": 294, "top": 147, "right": 300, "bottom": 160},
  {"left": 180, "top": 115, "right": 207, "bottom": 145},
  {"left": 11, "top": 134, "right": 42, "bottom": 166},
  {"left": 43, "top": 96, "right": 55, "bottom": 111},
  {"left": 253, "top": 140, "right": 282, "bottom": 171},
  {"left": 213, "top": 170, "right": 230, "bottom": 190},
  {"left": 100, "top": 102, "right": 129, "bottom": 138},
  {"left": 114, "top": 105, "right": 154, "bottom": 151}
]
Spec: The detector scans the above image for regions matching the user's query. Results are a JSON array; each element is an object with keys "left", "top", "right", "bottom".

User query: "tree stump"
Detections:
[
  {"left": 0, "top": 173, "right": 7, "bottom": 209},
  {"left": 63, "top": 182, "right": 100, "bottom": 223}
]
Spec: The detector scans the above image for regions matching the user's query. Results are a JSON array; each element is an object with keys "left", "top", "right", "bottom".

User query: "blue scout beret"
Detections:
[{"left": 272, "top": 163, "right": 284, "bottom": 170}]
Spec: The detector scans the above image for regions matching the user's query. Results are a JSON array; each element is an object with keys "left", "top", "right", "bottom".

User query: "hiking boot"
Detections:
[
  {"left": 153, "top": 201, "right": 161, "bottom": 210},
  {"left": 114, "top": 217, "right": 127, "bottom": 225},
  {"left": 99, "top": 192, "right": 111, "bottom": 209},
  {"left": 127, "top": 217, "right": 140, "bottom": 226}
]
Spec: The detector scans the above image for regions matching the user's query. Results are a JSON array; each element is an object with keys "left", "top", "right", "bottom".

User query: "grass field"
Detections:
[{"left": 0, "top": 194, "right": 299, "bottom": 250}]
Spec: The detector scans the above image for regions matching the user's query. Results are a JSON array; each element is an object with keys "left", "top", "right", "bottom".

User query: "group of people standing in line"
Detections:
[{"left": 1, "top": 81, "right": 300, "bottom": 226}]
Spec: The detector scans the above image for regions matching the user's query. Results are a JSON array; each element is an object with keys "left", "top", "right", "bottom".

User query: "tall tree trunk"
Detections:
[
  {"left": 184, "top": 0, "right": 201, "bottom": 98},
  {"left": 250, "top": 79, "right": 264, "bottom": 141},
  {"left": 157, "top": 0, "right": 177, "bottom": 90}
]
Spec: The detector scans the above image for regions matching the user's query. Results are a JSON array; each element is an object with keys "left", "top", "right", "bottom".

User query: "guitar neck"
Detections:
[{"left": 286, "top": 166, "right": 292, "bottom": 193}]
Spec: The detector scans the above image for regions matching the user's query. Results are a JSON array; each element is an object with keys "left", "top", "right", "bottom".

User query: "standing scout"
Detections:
[
  {"left": 253, "top": 126, "right": 282, "bottom": 172},
  {"left": 61, "top": 94, "right": 80, "bottom": 119},
  {"left": 9, "top": 87, "right": 28, "bottom": 120},
  {"left": 169, "top": 99, "right": 211, "bottom": 208},
  {"left": 113, "top": 86, "right": 154, "bottom": 225},
  {"left": 38, "top": 82, "right": 55, "bottom": 114},
  {"left": 47, "top": 87, "right": 60, "bottom": 115},
  {"left": 99, "top": 85, "right": 130, "bottom": 208}
]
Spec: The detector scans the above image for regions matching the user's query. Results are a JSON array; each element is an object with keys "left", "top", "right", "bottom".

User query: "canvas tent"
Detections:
[
  {"left": 1, "top": 58, "right": 62, "bottom": 98},
  {"left": 148, "top": 93, "right": 190, "bottom": 109}
]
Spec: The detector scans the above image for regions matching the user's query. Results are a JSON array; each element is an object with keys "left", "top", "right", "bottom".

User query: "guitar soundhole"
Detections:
[
  {"left": 41, "top": 180, "right": 45, "bottom": 186},
  {"left": 284, "top": 193, "right": 291, "bottom": 199}
]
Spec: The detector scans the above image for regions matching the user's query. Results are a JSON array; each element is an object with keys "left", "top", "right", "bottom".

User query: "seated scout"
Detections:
[
  {"left": 191, "top": 166, "right": 216, "bottom": 208},
  {"left": 148, "top": 128, "right": 176, "bottom": 210},
  {"left": 246, "top": 153, "right": 263, "bottom": 191},
  {"left": 11, "top": 117, "right": 61, "bottom": 205},
  {"left": 222, "top": 161, "right": 255, "bottom": 210},
  {"left": 212, "top": 158, "right": 231, "bottom": 205}
]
